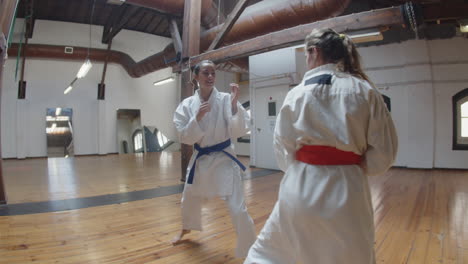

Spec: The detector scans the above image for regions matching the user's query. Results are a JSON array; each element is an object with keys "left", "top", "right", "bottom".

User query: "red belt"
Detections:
[{"left": 296, "top": 145, "right": 361, "bottom": 165}]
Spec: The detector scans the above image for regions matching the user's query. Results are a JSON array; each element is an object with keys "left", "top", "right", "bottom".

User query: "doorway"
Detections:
[
  {"left": 253, "top": 83, "right": 289, "bottom": 170},
  {"left": 46, "top": 108, "right": 74, "bottom": 158},
  {"left": 116, "top": 109, "right": 143, "bottom": 154}
]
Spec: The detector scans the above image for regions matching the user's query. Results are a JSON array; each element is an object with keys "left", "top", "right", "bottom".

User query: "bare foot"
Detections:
[{"left": 171, "top": 229, "right": 191, "bottom": 245}]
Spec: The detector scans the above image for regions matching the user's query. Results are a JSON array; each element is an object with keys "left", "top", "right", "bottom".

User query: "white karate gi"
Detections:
[
  {"left": 173, "top": 87, "right": 256, "bottom": 257},
  {"left": 245, "top": 64, "right": 398, "bottom": 264}
]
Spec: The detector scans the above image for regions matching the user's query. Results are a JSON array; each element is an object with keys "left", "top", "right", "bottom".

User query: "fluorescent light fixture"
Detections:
[
  {"left": 64, "top": 77, "right": 78, "bottom": 95},
  {"left": 64, "top": 86, "right": 73, "bottom": 94},
  {"left": 107, "top": 0, "right": 125, "bottom": 5},
  {"left": 47, "top": 116, "right": 70, "bottom": 121},
  {"left": 56, "top": 108, "right": 62, "bottom": 116},
  {"left": 460, "top": 19, "right": 468, "bottom": 33},
  {"left": 153, "top": 76, "right": 175, "bottom": 86},
  {"left": 51, "top": 123, "right": 57, "bottom": 129},
  {"left": 347, "top": 28, "right": 383, "bottom": 43},
  {"left": 65, "top": 155, "right": 69, "bottom": 158},
  {"left": 76, "top": 59, "right": 92, "bottom": 79}
]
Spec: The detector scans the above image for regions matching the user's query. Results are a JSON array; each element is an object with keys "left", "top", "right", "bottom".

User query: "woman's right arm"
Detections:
[
  {"left": 173, "top": 101, "right": 205, "bottom": 145},
  {"left": 361, "top": 88, "right": 398, "bottom": 176},
  {"left": 273, "top": 93, "right": 297, "bottom": 172}
]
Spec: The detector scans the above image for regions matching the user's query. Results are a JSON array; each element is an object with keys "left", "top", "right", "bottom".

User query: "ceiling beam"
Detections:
[
  {"left": 102, "top": 4, "right": 127, "bottom": 43},
  {"left": 0, "top": 0, "right": 19, "bottom": 38},
  {"left": 422, "top": 3, "right": 468, "bottom": 22},
  {"left": 176, "top": 6, "right": 405, "bottom": 71},
  {"left": 102, "top": 5, "right": 141, "bottom": 44},
  {"left": 179, "top": 0, "right": 202, "bottom": 182},
  {"left": 181, "top": 0, "right": 201, "bottom": 62},
  {"left": 24, "top": 0, "right": 35, "bottom": 38},
  {"left": 169, "top": 18, "right": 182, "bottom": 54},
  {"left": 207, "top": 0, "right": 250, "bottom": 51}
]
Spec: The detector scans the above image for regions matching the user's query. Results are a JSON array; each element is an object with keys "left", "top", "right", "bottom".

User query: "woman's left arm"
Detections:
[{"left": 227, "top": 83, "right": 250, "bottom": 138}]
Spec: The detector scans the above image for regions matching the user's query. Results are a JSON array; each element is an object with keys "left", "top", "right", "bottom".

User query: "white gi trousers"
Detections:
[
  {"left": 181, "top": 173, "right": 257, "bottom": 258},
  {"left": 244, "top": 165, "right": 376, "bottom": 264}
]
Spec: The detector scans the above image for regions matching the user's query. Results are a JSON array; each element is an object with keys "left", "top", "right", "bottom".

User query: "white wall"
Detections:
[
  {"left": 360, "top": 37, "right": 468, "bottom": 169},
  {"left": 117, "top": 118, "right": 133, "bottom": 154},
  {"left": 249, "top": 47, "right": 298, "bottom": 167},
  {"left": 1, "top": 19, "right": 180, "bottom": 158},
  {"left": 430, "top": 38, "right": 468, "bottom": 168},
  {"left": 248, "top": 37, "right": 468, "bottom": 169},
  {"left": 359, "top": 40, "right": 434, "bottom": 168},
  {"left": 116, "top": 116, "right": 142, "bottom": 154}
]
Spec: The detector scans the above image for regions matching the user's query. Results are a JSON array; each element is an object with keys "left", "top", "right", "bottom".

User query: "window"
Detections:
[
  {"left": 238, "top": 102, "right": 251, "bottom": 143},
  {"left": 133, "top": 131, "right": 143, "bottom": 152},
  {"left": 268, "top": 101, "right": 277, "bottom": 117},
  {"left": 462, "top": 102, "right": 468, "bottom": 137},
  {"left": 157, "top": 131, "right": 169, "bottom": 147},
  {"left": 452, "top": 88, "right": 468, "bottom": 150},
  {"left": 382, "top": 94, "right": 391, "bottom": 112}
]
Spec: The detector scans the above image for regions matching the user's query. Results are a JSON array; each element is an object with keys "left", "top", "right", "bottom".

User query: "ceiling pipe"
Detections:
[
  {"left": 124, "top": 0, "right": 222, "bottom": 28},
  {"left": 200, "top": 0, "right": 351, "bottom": 48},
  {"left": 7, "top": 43, "right": 249, "bottom": 76},
  {"left": 8, "top": 0, "right": 351, "bottom": 78},
  {"left": 126, "top": 0, "right": 352, "bottom": 77},
  {"left": 7, "top": 43, "right": 162, "bottom": 78}
]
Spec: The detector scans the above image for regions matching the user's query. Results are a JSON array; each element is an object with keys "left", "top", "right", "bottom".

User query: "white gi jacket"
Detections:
[
  {"left": 174, "top": 87, "right": 250, "bottom": 198},
  {"left": 246, "top": 63, "right": 398, "bottom": 263},
  {"left": 275, "top": 63, "right": 398, "bottom": 175}
]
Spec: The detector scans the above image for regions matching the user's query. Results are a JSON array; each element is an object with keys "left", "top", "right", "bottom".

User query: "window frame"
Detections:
[
  {"left": 133, "top": 129, "right": 144, "bottom": 153},
  {"left": 237, "top": 102, "right": 251, "bottom": 143},
  {"left": 452, "top": 88, "right": 468, "bottom": 150}
]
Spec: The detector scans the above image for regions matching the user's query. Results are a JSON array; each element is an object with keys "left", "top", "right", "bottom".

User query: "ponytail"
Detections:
[{"left": 305, "top": 28, "right": 371, "bottom": 83}]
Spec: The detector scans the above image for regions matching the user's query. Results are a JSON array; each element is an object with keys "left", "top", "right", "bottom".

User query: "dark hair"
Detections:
[
  {"left": 305, "top": 28, "right": 370, "bottom": 82},
  {"left": 193, "top": 60, "right": 216, "bottom": 75}
]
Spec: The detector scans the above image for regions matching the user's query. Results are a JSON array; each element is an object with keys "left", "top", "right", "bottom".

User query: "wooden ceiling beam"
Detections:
[
  {"left": 102, "top": 4, "right": 127, "bottom": 43},
  {"left": 102, "top": 5, "right": 140, "bottom": 44},
  {"left": 179, "top": 0, "right": 202, "bottom": 182},
  {"left": 169, "top": 19, "right": 182, "bottom": 54},
  {"left": 145, "top": 15, "right": 163, "bottom": 33},
  {"left": 153, "top": 16, "right": 169, "bottom": 35},
  {"left": 422, "top": 3, "right": 468, "bottom": 22},
  {"left": 24, "top": 0, "right": 35, "bottom": 38},
  {"left": 176, "top": 6, "right": 404, "bottom": 71},
  {"left": 207, "top": 0, "right": 250, "bottom": 51},
  {"left": 133, "top": 10, "right": 148, "bottom": 29},
  {"left": 0, "top": 0, "right": 18, "bottom": 37}
]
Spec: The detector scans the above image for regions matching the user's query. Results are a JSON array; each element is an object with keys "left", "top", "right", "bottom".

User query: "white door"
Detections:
[{"left": 253, "top": 83, "right": 290, "bottom": 170}]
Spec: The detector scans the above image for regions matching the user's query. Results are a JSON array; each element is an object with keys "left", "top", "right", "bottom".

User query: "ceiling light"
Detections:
[
  {"left": 64, "top": 86, "right": 73, "bottom": 94},
  {"left": 460, "top": 19, "right": 468, "bottom": 33},
  {"left": 153, "top": 76, "right": 175, "bottom": 86},
  {"left": 64, "top": 77, "right": 78, "bottom": 95},
  {"left": 64, "top": 0, "right": 96, "bottom": 95},
  {"left": 76, "top": 59, "right": 92, "bottom": 79},
  {"left": 347, "top": 28, "right": 383, "bottom": 43},
  {"left": 107, "top": 0, "right": 125, "bottom": 5},
  {"left": 51, "top": 123, "right": 57, "bottom": 129},
  {"left": 56, "top": 108, "right": 62, "bottom": 116}
]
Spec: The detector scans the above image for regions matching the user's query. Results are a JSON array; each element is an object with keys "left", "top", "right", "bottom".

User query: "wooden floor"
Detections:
[{"left": 1, "top": 152, "right": 468, "bottom": 263}]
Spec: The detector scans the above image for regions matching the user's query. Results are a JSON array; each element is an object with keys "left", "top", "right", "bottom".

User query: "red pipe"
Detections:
[
  {"left": 125, "top": 0, "right": 221, "bottom": 28},
  {"left": 8, "top": 0, "right": 351, "bottom": 78}
]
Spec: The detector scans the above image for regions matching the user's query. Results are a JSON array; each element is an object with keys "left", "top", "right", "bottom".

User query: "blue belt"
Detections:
[{"left": 187, "top": 139, "right": 246, "bottom": 184}]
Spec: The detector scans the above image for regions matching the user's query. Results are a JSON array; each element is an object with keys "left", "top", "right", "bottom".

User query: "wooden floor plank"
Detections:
[{"left": 1, "top": 154, "right": 468, "bottom": 263}]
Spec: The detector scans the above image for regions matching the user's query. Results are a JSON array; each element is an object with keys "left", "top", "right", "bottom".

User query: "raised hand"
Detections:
[
  {"left": 196, "top": 101, "right": 211, "bottom": 121},
  {"left": 230, "top": 83, "right": 239, "bottom": 115}
]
